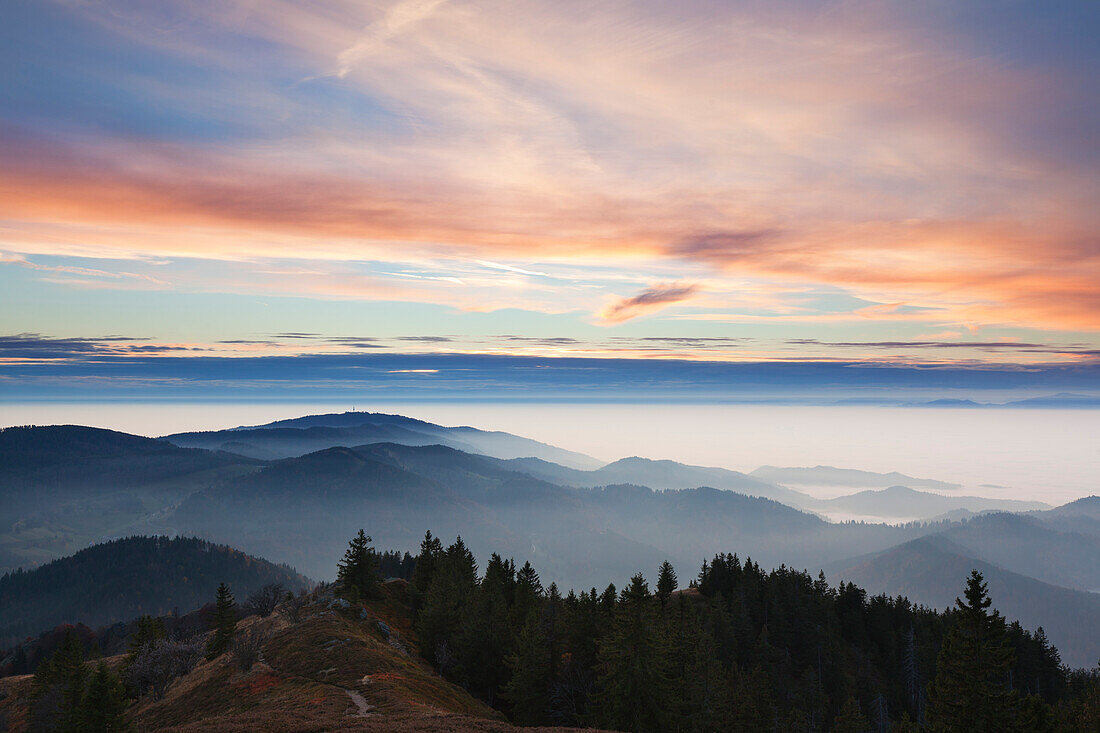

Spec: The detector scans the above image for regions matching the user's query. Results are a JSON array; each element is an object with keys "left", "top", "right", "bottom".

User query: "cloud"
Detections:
[
  {"left": 598, "top": 283, "right": 700, "bottom": 324},
  {"left": 0, "top": 333, "right": 205, "bottom": 359},
  {"left": 0, "top": 0, "right": 1098, "bottom": 338}
]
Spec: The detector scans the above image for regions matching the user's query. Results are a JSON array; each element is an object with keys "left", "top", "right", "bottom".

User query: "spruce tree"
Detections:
[
  {"left": 29, "top": 631, "right": 88, "bottom": 733},
  {"left": 411, "top": 530, "right": 444, "bottom": 602},
  {"left": 127, "top": 615, "right": 166, "bottom": 658},
  {"left": 417, "top": 537, "right": 479, "bottom": 671},
  {"left": 336, "top": 529, "right": 381, "bottom": 602},
  {"left": 456, "top": 554, "right": 514, "bottom": 704},
  {"left": 504, "top": 585, "right": 565, "bottom": 725},
  {"left": 81, "top": 662, "right": 129, "bottom": 732},
  {"left": 927, "top": 570, "right": 1019, "bottom": 731},
  {"left": 595, "top": 573, "right": 674, "bottom": 733},
  {"left": 205, "top": 582, "right": 237, "bottom": 660},
  {"left": 656, "top": 560, "right": 678, "bottom": 609}
]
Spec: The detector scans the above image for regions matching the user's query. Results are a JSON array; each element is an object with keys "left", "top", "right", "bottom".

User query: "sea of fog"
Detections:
[{"left": 2, "top": 402, "right": 1097, "bottom": 506}]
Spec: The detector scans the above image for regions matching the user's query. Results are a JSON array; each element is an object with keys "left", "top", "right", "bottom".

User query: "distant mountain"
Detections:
[
  {"left": 502, "top": 455, "right": 807, "bottom": 505},
  {"left": 0, "top": 426, "right": 258, "bottom": 572},
  {"left": 937, "top": 512, "right": 1100, "bottom": 593},
  {"left": 750, "top": 465, "right": 961, "bottom": 491},
  {"left": 806, "top": 485, "right": 1048, "bottom": 521},
  {"left": 168, "top": 441, "right": 934, "bottom": 588},
  {"left": 1033, "top": 496, "right": 1100, "bottom": 540},
  {"left": 0, "top": 425, "right": 252, "bottom": 488},
  {"left": 0, "top": 536, "right": 311, "bottom": 644},
  {"left": 170, "top": 443, "right": 663, "bottom": 585},
  {"left": 1002, "top": 392, "right": 1100, "bottom": 408},
  {"left": 163, "top": 411, "right": 600, "bottom": 469},
  {"left": 829, "top": 535, "right": 1100, "bottom": 668}
]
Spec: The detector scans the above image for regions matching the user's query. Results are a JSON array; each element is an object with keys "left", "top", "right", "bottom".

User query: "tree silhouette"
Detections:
[
  {"left": 205, "top": 582, "right": 237, "bottom": 660},
  {"left": 927, "top": 570, "right": 1018, "bottom": 731},
  {"left": 336, "top": 529, "right": 380, "bottom": 602}
]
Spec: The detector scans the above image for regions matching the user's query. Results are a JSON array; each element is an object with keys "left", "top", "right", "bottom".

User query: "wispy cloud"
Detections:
[
  {"left": 598, "top": 283, "right": 701, "bottom": 324},
  {"left": 0, "top": 0, "right": 1098, "bottom": 361}
]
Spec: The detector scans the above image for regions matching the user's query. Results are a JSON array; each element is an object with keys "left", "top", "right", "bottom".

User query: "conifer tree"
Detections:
[
  {"left": 417, "top": 537, "right": 479, "bottom": 671},
  {"left": 927, "top": 570, "right": 1019, "bottom": 731},
  {"left": 656, "top": 560, "right": 678, "bottom": 609},
  {"left": 456, "top": 553, "right": 515, "bottom": 703},
  {"left": 127, "top": 615, "right": 166, "bottom": 658},
  {"left": 80, "top": 662, "right": 129, "bottom": 732},
  {"left": 205, "top": 582, "right": 237, "bottom": 660},
  {"left": 595, "top": 573, "right": 674, "bottom": 733},
  {"left": 504, "top": 585, "right": 565, "bottom": 724},
  {"left": 411, "top": 531, "right": 443, "bottom": 587},
  {"left": 513, "top": 560, "right": 543, "bottom": 626},
  {"left": 29, "top": 631, "right": 89, "bottom": 733},
  {"left": 336, "top": 529, "right": 381, "bottom": 602}
]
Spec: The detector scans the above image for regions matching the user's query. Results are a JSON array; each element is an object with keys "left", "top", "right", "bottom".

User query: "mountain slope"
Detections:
[
  {"left": 0, "top": 536, "right": 310, "bottom": 644},
  {"left": 164, "top": 411, "right": 601, "bottom": 468},
  {"left": 806, "top": 485, "right": 1048, "bottom": 521},
  {"left": 751, "top": 465, "right": 961, "bottom": 491},
  {"left": 1034, "top": 496, "right": 1100, "bottom": 539},
  {"left": 938, "top": 512, "right": 1100, "bottom": 592},
  {"left": 0, "top": 580, "right": 576, "bottom": 732},
  {"left": 0, "top": 426, "right": 259, "bottom": 572},
  {"left": 502, "top": 454, "right": 806, "bottom": 505},
  {"left": 829, "top": 535, "right": 1100, "bottom": 668}
]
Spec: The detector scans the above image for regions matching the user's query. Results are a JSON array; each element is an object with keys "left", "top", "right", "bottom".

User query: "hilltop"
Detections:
[
  {"left": 0, "top": 580, "right": 587, "bottom": 732},
  {"left": 0, "top": 536, "right": 311, "bottom": 645}
]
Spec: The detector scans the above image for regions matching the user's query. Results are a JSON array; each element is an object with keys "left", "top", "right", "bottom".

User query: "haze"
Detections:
[{"left": 3, "top": 401, "right": 1095, "bottom": 504}]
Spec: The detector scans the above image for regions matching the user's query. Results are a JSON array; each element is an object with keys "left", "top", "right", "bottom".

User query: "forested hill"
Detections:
[
  {"left": 0, "top": 425, "right": 251, "bottom": 484},
  {"left": 0, "top": 536, "right": 311, "bottom": 644}
]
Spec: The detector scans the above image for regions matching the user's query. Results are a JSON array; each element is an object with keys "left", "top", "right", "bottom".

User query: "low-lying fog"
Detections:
[{"left": 3, "top": 402, "right": 1096, "bottom": 505}]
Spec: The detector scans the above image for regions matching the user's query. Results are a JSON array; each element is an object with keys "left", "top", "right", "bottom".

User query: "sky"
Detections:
[{"left": 2, "top": 0, "right": 1099, "bottom": 401}]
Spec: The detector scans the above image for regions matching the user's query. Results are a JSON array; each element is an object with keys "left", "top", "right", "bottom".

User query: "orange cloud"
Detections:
[{"left": 1, "top": 0, "right": 1098, "bottom": 338}]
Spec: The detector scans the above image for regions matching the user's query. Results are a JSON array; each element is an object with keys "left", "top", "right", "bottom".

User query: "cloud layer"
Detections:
[{"left": 1, "top": 0, "right": 1098, "bottom": 368}]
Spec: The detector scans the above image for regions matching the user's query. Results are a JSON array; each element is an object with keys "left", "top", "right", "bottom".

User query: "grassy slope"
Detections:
[{"left": 121, "top": 580, "right": 594, "bottom": 732}]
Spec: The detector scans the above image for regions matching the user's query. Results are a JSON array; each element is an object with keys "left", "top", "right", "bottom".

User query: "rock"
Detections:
[{"left": 377, "top": 621, "right": 391, "bottom": 639}]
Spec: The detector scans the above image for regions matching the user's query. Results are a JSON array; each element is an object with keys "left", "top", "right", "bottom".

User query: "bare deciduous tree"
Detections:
[
  {"left": 243, "top": 583, "right": 286, "bottom": 618},
  {"left": 125, "top": 638, "right": 204, "bottom": 700}
]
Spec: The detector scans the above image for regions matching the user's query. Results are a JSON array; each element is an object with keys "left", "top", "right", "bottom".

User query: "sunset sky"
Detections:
[{"left": 3, "top": 0, "right": 1099, "bottom": 400}]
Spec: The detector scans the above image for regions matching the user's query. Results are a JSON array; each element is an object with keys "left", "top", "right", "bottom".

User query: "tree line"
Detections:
[{"left": 337, "top": 529, "right": 1100, "bottom": 732}]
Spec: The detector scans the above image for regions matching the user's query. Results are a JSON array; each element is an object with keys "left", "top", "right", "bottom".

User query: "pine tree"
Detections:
[
  {"left": 513, "top": 560, "right": 543, "bottom": 627},
  {"left": 504, "top": 586, "right": 565, "bottom": 725},
  {"left": 127, "top": 615, "right": 166, "bottom": 658},
  {"left": 411, "top": 531, "right": 444, "bottom": 592},
  {"left": 336, "top": 529, "right": 381, "bottom": 602},
  {"left": 205, "top": 582, "right": 237, "bottom": 660},
  {"left": 656, "top": 560, "right": 678, "bottom": 609},
  {"left": 595, "top": 573, "right": 674, "bottom": 733},
  {"left": 417, "top": 537, "right": 479, "bottom": 671},
  {"left": 456, "top": 554, "right": 515, "bottom": 704},
  {"left": 927, "top": 570, "right": 1019, "bottom": 731},
  {"left": 29, "top": 631, "right": 89, "bottom": 733},
  {"left": 80, "top": 662, "right": 129, "bottom": 732}
]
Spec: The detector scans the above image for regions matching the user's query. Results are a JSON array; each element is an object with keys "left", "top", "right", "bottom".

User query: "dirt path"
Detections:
[{"left": 345, "top": 688, "right": 374, "bottom": 717}]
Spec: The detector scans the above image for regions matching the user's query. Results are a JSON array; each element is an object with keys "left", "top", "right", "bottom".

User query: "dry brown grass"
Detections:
[{"left": 4, "top": 582, "right": 605, "bottom": 732}]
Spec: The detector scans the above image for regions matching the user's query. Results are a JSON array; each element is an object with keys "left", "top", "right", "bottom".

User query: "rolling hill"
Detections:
[
  {"left": 828, "top": 535, "right": 1100, "bottom": 668},
  {"left": 501, "top": 455, "right": 806, "bottom": 505},
  {"left": 0, "top": 536, "right": 311, "bottom": 644},
  {"left": 163, "top": 411, "right": 600, "bottom": 468},
  {"left": 0, "top": 426, "right": 259, "bottom": 572},
  {"left": 750, "top": 465, "right": 961, "bottom": 491},
  {"left": 804, "top": 485, "right": 1048, "bottom": 521}
]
